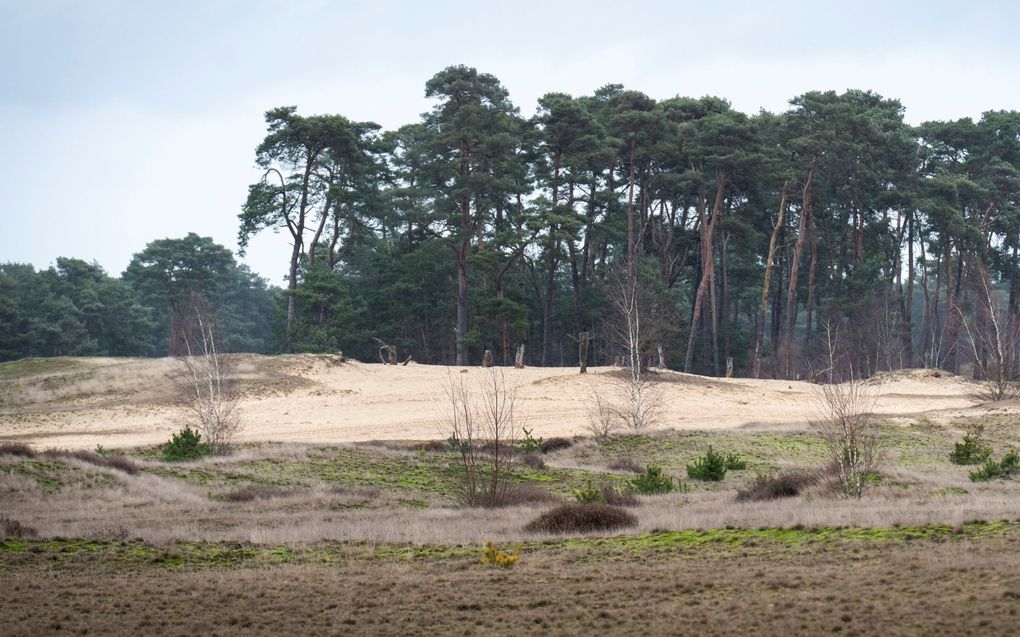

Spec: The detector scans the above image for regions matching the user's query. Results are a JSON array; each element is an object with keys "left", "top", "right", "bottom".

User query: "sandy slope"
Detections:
[{"left": 0, "top": 356, "right": 1002, "bottom": 450}]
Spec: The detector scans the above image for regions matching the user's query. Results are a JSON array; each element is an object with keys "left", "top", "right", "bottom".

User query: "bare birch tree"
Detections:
[{"left": 173, "top": 292, "right": 242, "bottom": 454}]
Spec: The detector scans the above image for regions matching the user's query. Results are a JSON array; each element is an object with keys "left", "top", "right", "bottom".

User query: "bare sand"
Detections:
[{"left": 0, "top": 355, "right": 1004, "bottom": 450}]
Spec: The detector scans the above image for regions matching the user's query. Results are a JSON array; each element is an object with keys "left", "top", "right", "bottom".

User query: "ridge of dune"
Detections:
[{"left": 0, "top": 355, "right": 1006, "bottom": 450}]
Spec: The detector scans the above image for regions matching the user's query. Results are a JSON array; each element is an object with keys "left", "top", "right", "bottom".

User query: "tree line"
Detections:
[
  {"left": 238, "top": 65, "right": 1019, "bottom": 381},
  {"left": 5, "top": 64, "right": 1018, "bottom": 383},
  {"left": 0, "top": 234, "right": 277, "bottom": 361}
]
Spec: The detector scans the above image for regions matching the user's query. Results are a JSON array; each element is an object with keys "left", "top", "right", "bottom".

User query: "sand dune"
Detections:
[{"left": 0, "top": 355, "right": 1003, "bottom": 450}]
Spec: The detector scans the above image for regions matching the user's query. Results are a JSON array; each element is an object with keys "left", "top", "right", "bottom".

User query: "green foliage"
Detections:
[
  {"left": 630, "top": 465, "right": 676, "bottom": 494},
  {"left": 687, "top": 447, "right": 728, "bottom": 481},
  {"left": 516, "top": 427, "right": 543, "bottom": 454},
  {"left": 949, "top": 425, "right": 992, "bottom": 465},
  {"left": 162, "top": 427, "right": 214, "bottom": 462},
  {"left": 969, "top": 451, "right": 1020, "bottom": 482},
  {"left": 724, "top": 453, "right": 747, "bottom": 471},
  {"left": 572, "top": 480, "right": 605, "bottom": 504}
]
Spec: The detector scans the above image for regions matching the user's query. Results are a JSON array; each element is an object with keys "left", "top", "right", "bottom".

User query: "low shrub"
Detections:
[
  {"left": 162, "top": 427, "right": 214, "bottom": 462},
  {"left": 736, "top": 471, "right": 818, "bottom": 502},
  {"left": 516, "top": 427, "right": 543, "bottom": 454},
  {"left": 420, "top": 440, "right": 450, "bottom": 453},
  {"left": 630, "top": 465, "right": 676, "bottom": 494},
  {"left": 572, "top": 480, "right": 605, "bottom": 504},
  {"left": 479, "top": 484, "right": 560, "bottom": 507},
  {"left": 0, "top": 517, "right": 36, "bottom": 539},
  {"left": 609, "top": 456, "right": 644, "bottom": 474},
  {"left": 601, "top": 483, "right": 639, "bottom": 507},
  {"left": 724, "top": 453, "right": 747, "bottom": 471},
  {"left": 518, "top": 453, "right": 546, "bottom": 470},
  {"left": 687, "top": 447, "right": 728, "bottom": 481},
  {"left": 0, "top": 442, "right": 35, "bottom": 458},
  {"left": 525, "top": 503, "right": 638, "bottom": 534},
  {"left": 540, "top": 437, "right": 573, "bottom": 454},
  {"left": 950, "top": 425, "right": 993, "bottom": 465},
  {"left": 970, "top": 451, "right": 1020, "bottom": 482},
  {"left": 480, "top": 541, "right": 519, "bottom": 569}
]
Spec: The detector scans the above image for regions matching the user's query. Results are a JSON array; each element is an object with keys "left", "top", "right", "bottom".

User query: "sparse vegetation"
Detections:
[
  {"left": 443, "top": 369, "right": 521, "bottom": 507},
  {"left": 812, "top": 378, "right": 884, "bottom": 498},
  {"left": 525, "top": 503, "right": 638, "bottom": 534}
]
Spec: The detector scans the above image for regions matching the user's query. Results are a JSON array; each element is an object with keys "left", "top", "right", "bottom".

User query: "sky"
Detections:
[{"left": 2, "top": 0, "right": 1019, "bottom": 285}]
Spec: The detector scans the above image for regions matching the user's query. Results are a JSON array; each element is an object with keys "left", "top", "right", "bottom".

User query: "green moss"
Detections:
[
  {"left": 0, "top": 357, "right": 82, "bottom": 380},
  {"left": 4, "top": 522, "right": 1018, "bottom": 571},
  {"left": 2, "top": 459, "right": 67, "bottom": 492}
]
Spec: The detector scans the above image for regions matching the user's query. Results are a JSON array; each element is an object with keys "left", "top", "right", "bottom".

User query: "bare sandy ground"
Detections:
[{"left": 0, "top": 355, "right": 1005, "bottom": 450}]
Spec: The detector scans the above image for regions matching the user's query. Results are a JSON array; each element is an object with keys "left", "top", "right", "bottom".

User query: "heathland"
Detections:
[{"left": 2, "top": 355, "right": 1020, "bottom": 635}]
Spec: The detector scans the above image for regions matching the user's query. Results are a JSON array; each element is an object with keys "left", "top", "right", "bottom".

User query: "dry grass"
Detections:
[
  {"left": 4, "top": 533, "right": 1020, "bottom": 636},
  {"left": 0, "top": 354, "right": 324, "bottom": 415},
  {"left": 3, "top": 432, "right": 1020, "bottom": 545}
]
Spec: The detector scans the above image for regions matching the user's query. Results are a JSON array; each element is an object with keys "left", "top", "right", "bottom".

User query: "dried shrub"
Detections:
[
  {"left": 601, "top": 483, "right": 639, "bottom": 507},
  {"left": 0, "top": 442, "right": 35, "bottom": 458},
  {"left": 812, "top": 377, "right": 883, "bottom": 498},
  {"left": 736, "top": 471, "right": 819, "bottom": 502},
  {"left": 608, "top": 457, "right": 643, "bottom": 474},
  {"left": 172, "top": 293, "right": 243, "bottom": 454},
  {"left": 0, "top": 517, "right": 36, "bottom": 539},
  {"left": 540, "top": 437, "right": 573, "bottom": 454},
  {"left": 419, "top": 440, "right": 450, "bottom": 453},
  {"left": 479, "top": 484, "right": 560, "bottom": 507},
  {"left": 443, "top": 369, "right": 522, "bottom": 507},
  {"left": 47, "top": 449, "right": 139, "bottom": 475},
  {"left": 525, "top": 503, "right": 638, "bottom": 534},
  {"left": 518, "top": 453, "right": 546, "bottom": 470}
]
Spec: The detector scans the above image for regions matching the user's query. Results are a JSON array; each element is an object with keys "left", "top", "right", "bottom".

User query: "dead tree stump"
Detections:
[{"left": 514, "top": 344, "right": 525, "bottom": 369}]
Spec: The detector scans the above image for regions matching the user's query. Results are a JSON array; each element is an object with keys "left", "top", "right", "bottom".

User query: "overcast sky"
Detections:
[{"left": 2, "top": 0, "right": 1019, "bottom": 285}]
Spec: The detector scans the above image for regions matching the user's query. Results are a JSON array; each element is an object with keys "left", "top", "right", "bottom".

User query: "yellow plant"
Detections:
[{"left": 480, "top": 541, "right": 519, "bottom": 569}]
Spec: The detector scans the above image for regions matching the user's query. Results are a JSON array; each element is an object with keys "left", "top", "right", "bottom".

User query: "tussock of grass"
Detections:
[{"left": 0, "top": 517, "right": 37, "bottom": 539}]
